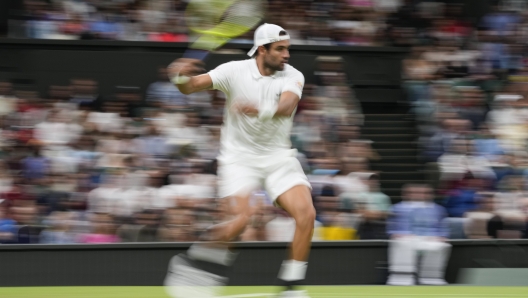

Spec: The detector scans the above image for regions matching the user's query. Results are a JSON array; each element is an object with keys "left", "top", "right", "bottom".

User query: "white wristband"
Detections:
[{"left": 258, "top": 103, "right": 278, "bottom": 121}]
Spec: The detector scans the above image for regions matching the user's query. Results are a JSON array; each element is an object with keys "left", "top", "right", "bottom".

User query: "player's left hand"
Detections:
[{"left": 232, "top": 101, "right": 259, "bottom": 117}]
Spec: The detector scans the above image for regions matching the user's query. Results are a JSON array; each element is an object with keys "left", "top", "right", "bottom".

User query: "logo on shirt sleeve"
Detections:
[{"left": 296, "top": 81, "right": 303, "bottom": 89}]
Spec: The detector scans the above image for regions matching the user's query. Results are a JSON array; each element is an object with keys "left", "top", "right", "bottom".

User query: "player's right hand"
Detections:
[{"left": 167, "top": 58, "right": 205, "bottom": 83}]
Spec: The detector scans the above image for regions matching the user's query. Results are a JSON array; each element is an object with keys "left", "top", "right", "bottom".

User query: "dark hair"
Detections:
[{"left": 253, "top": 30, "right": 288, "bottom": 58}]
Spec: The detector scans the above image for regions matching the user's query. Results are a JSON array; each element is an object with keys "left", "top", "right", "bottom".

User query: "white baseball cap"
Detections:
[{"left": 247, "top": 23, "right": 290, "bottom": 57}]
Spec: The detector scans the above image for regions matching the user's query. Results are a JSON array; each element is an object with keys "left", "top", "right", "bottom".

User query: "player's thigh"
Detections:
[
  {"left": 276, "top": 185, "right": 315, "bottom": 224},
  {"left": 264, "top": 156, "right": 313, "bottom": 213}
]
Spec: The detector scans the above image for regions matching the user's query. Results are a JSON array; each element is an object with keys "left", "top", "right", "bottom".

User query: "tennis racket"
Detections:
[{"left": 183, "top": 0, "right": 266, "bottom": 60}]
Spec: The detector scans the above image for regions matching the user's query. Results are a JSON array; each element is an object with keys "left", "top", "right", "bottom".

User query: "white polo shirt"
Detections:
[{"left": 208, "top": 59, "right": 304, "bottom": 162}]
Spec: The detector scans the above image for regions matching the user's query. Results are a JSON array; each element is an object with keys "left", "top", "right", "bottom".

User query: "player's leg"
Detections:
[
  {"left": 276, "top": 185, "right": 315, "bottom": 284},
  {"left": 165, "top": 161, "right": 260, "bottom": 298},
  {"left": 202, "top": 159, "right": 261, "bottom": 243},
  {"left": 276, "top": 185, "right": 315, "bottom": 261},
  {"left": 265, "top": 154, "right": 314, "bottom": 297},
  {"left": 204, "top": 194, "right": 253, "bottom": 242}
]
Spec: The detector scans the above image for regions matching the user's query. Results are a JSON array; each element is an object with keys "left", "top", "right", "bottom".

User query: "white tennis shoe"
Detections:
[{"left": 164, "top": 254, "right": 227, "bottom": 298}]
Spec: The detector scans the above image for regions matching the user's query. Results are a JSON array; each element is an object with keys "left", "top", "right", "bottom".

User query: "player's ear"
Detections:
[{"left": 257, "top": 45, "right": 266, "bottom": 56}]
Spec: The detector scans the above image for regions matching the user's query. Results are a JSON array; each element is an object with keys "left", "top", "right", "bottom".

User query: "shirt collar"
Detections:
[{"left": 250, "top": 59, "right": 280, "bottom": 79}]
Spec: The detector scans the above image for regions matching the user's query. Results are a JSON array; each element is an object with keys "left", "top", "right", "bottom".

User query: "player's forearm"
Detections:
[
  {"left": 174, "top": 77, "right": 198, "bottom": 95},
  {"left": 239, "top": 92, "right": 299, "bottom": 119},
  {"left": 255, "top": 103, "right": 291, "bottom": 120},
  {"left": 273, "top": 103, "right": 297, "bottom": 118},
  {"left": 269, "top": 91, "right": 299, "bottom": 118},
  {"left": 174, "top": 74, "right": 213, "bottom": 95},
  {"left": 168, "top": 59, "right": 211, "bottom": 94}
]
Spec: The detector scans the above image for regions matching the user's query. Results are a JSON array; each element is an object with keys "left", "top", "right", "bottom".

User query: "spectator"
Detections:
[
  {"left": 146, "top": 67, "right": 187, "bottom": 108},
  {"left": 445, "top": 174, "right": 481, "bottom": 218},
  {"left": 22, "top": 146, "right": 50, "bottom": 181},
  {"left": 135, "top": 124, "right": 169, "bottom": 159},
  {"left": 36, "top": 174, "right": 73, "bottom": 215},
  {"left": 437, "top": 138, "right": 495, "bottom": 183},
  {"left": 119, "top": 209, "right": 161, "bottom": 242},
  {"left": 165, "top": 113, "right": 212, "bottom": 159},
  {"left": 473, "top": 126, "right": 506, "bottom": 165},
  {"left": 487, "top": 94, "right": 528, "bottom": 153},
  {"left": 157, "top": 207, "right": 196, "bottom": 242},
  {"left": 356, "top": 174, "right": 391, "bottom": 239},
  {"left": 386, "top": 184, "right": 451, "bottom": 286},
  {"left": 492, "top": 174, "right": 526, "bottom": 238},
  {"left": 455, "top": 87, "right": 488, "bottom": 131},
  {"left": 77, "top": 213, "right": 119, "bottom": 243},
  {"left": 40, "top": 211, "right": 76, "bottom": 244},
  {"left": 424, "top": 118, "right": 469, "bottom": 163},
  {"left": 0, "top": 82, "right": 17, "bottom": 117},
  {"left": 113, "top": 169, "right": 151, "bottom": 220},
  {"left": 11, "top": 202, "right": 42, "bottom": 244},
  {"left": 0, "top": 205, "right": 17, "bottom": 243},
  {"left": 463, "top": 192, "right": 496, "bottom": 239},
  {"left": 33, "top": 110, "right": 74, "bottom": 147},
  {"left": 87, "top": 171, "right": 121, "bottom": 215},
  {"left": 480, "top": 4, "right": 520, "bottom": 37},
  {"left": 69, "top": 79, "right": 101, "bottom": 111}
]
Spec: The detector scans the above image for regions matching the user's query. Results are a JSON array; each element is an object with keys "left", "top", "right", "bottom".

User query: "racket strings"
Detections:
[{"left": 186, "top": 0, "right": 265, "bottom": 51}]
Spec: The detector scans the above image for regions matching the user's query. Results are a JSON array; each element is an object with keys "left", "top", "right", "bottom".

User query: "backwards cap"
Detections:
[{"left": 247, "top": 23, "right": 290, "bottom": 57}]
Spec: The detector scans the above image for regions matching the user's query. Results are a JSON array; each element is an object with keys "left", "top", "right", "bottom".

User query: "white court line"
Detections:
[
  {"left": 219, "top": 292, "right": 528, "bottom": 298},
  {"left": 219, "top": 294, "right": 275, "bottom": 298},
  {"left": 310, "top": 293, "right": 526, "bottom": 298}
]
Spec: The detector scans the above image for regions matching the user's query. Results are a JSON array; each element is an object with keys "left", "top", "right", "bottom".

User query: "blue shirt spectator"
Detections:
[
  {"left": 89, "top": 17, "right": 121, "bottom": 39},
  {"left": 481, "top": 10, "right": 520, "bottom": 36},
  {"left": 0, "top": 218, "right": 17, "bottom": 234},
  {"left": 445, "top": 179, "right": 480, "bottom": 217},
  {"left": 22, "top": 153, "right": 50, "bottom": 180},
  {"left": 474, "top": 138, "right": 504, "bottom": 162},
  {"left": 135, "top": 126, "right": 169, "bottom": 158},
  {"left": 387, "top": 201, "right": 449, "bottom": 238},
  {"left": 0, "top": 209, "right": 17, "bottom": 244}
]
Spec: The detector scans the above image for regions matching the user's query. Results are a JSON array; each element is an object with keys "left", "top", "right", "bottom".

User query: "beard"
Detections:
[{"left": 264, "top": 59, "right": 284, "bottom": 72}]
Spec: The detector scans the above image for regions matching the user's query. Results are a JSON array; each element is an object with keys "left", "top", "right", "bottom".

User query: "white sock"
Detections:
[{"left": 278, "top": 260, "right": 308, "bottom": 282}]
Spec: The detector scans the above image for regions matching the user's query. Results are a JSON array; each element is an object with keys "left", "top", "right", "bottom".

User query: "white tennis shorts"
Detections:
[{"left": 217, "top": 150, "right": 311, "bottom": 202}]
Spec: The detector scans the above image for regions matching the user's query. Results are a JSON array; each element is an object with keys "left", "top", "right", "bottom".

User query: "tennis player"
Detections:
[{"left": 166, "top": 23, "right": 315, "bottom": 298}]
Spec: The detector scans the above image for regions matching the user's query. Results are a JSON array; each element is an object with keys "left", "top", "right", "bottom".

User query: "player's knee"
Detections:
[
  {"left": 296, "top": 205, "right": 316, "bottom": 229},
  {"left": 308, "top": 205, "right": 317, "bottom": 221}
]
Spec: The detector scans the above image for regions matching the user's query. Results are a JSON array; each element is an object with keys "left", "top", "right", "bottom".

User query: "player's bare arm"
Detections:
[
  {"left": 167, "top": 58, "right": 212, "bottom": 94},
  {"left": 274, "top": 91, "right": 300, "bottom": 117},
  {"left": 232, "top": 101, "right": 259, "bottom": 117},
  {"left": 233, "top": 91, "right": 299, "bottom": 118}
]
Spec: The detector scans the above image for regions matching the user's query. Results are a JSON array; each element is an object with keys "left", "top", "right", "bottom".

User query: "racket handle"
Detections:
[{"left": 183, "top": 49, "right": 210, "bottom": 60}]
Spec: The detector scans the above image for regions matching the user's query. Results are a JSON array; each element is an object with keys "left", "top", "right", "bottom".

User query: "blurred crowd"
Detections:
[
  {"left": 7, "top": 0, "right": 477, "bottom": 47},
  {"left": 2, "top": 0, "right": 528, "bottom": 248},
  {"left": 406, "top": 1, "right": 528, "bottom": 240},
  {"left": 0, "top": 57, "right": 377, "bottom": 244}
]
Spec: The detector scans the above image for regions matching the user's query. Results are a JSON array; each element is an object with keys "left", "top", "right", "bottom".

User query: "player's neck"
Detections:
[{"left": 256, "top": 58, "right": 276, "bottom": 77}]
